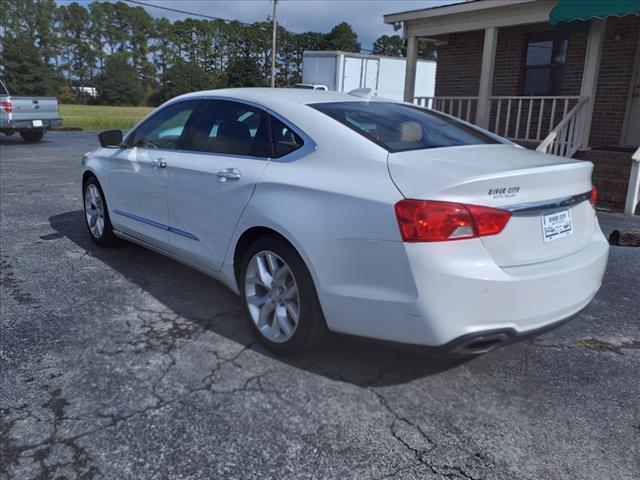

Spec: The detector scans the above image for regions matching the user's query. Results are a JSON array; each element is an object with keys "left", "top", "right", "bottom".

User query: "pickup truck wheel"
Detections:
[{"left": 20, "top": 129, "right": 44, "bottom": 143}]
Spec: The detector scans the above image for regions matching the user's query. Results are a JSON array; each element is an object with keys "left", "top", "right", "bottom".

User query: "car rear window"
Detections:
[{"left": 311, "top": 101, "right": 500, "bottom": 152}]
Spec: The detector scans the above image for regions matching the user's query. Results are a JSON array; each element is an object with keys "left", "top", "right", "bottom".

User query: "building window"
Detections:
[{"left": 522, "top": 32, "right": 568, "bottom": 96}]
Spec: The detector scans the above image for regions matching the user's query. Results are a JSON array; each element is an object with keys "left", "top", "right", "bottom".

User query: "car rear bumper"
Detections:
[
  {"left": 364, "top": 301, "right": 590, "bottom": 357},
  {"left": 0, "top": 117, "right": 62, "bottom": 130},
  {"left": 313, "top": 227, "right": 608, "bottom": 352}
]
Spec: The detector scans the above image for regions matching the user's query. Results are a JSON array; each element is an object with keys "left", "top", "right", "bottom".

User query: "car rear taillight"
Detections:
[
  {"left": 394, "top": 199, "right": 511, "bottom": 242},
  {"left": 0, "top": 101, "right": 13, "bottom": 113},
  {"left": 590, "top": 186, "right": 598, "bottom": 207}
]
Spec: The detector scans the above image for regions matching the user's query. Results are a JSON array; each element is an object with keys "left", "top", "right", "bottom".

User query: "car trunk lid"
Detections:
[{"left": 387, "top": 144, "right": 596, "bottom": 267}]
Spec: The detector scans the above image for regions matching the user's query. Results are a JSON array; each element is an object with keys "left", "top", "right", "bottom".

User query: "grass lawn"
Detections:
[{"left": 59, "top": 104, "right": 153, "bottom": 131}]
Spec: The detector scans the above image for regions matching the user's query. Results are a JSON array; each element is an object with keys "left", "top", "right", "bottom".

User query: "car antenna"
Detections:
[{"left": 348, "top": 88, "right": 373, "bottom": 99}]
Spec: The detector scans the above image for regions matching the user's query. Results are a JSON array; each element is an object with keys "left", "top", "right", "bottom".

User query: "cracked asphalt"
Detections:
[{"left": 1, "top": 131, "right": 639, "bottom": 480}]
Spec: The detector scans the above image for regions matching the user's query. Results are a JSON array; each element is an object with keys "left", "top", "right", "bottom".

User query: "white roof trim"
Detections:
[
  {"left": 389, "top": 0, "right": 556, "bottom": 38},
  {"left": 384, "top": 0, "right": 536, "bottom": 24}
]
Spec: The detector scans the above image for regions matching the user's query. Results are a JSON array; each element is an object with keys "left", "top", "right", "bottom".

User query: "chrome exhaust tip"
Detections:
[{"left": 454, "top": 333, "right": 509, "bottom": 355}]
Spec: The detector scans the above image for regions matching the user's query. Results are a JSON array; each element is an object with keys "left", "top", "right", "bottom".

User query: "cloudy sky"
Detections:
[{"left": 60, "top": 0, "right": 457, "bottom": 51}]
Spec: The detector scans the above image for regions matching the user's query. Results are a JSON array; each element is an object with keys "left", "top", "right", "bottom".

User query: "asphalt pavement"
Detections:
[{"left": 1, "top": 131, "right": 639, "bottom": 479}]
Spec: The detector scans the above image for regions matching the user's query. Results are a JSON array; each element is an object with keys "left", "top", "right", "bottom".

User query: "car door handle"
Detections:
[
  {"left": 152, "top": 158, "right": 167, "bottom": 168},
  {"left": 216, "top": 168, "right": 241, "bottom": 182}
]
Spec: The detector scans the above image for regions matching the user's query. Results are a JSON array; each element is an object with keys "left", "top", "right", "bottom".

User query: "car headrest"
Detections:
[
  {"left": 218, "top": 121, "right": 251, "bottom": 143},
  {"left": 398, "top": 121, "right": 423, "bottom": 142}
]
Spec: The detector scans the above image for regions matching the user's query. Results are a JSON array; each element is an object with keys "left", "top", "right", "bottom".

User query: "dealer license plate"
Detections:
[
  {"left": 32, "top": 120, "right": 43, "bottom": 127},
  {"left": 542, "top": 209, "right": 573, "bottom": 242}
]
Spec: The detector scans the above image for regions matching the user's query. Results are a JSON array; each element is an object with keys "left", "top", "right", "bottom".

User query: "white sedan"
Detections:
[{"left": 81, "top": 88, "right": 608, "bottom": 356}]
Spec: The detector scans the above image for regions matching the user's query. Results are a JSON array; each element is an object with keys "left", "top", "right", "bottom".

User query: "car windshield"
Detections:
[{"left": 311, "top": 101, "right": 500, "bottom": 152}]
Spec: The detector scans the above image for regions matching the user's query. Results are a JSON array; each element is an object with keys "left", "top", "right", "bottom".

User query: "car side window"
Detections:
[
  {"left": 184, "top": 100, "right": 271, "bottom": 158},
  {"left": 131, "top": 100, "right": 201, "bottom": 150},
  {"left": 269, "top": 116, "right": 304, "bottom": 158}
]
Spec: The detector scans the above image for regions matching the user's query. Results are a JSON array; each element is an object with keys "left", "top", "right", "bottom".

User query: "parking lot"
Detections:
[{"left": 1, "top": 131, "right": 639, "bottom": 479}]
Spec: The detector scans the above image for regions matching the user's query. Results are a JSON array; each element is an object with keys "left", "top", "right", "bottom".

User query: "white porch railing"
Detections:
[
  {"left": 413, "top": 96, "right": 478, "bottom": 123},
  {"left": 413, "top": 95, "right": 585, "bottom": 157},
  {"left": 490, "top": 96, "right": 580, "bottom": 144},
  {"left": 625, "top": 148, "right": 640, "bottom": 216},
  {"left": 536, "top": 97, "right": 589, "bottom": 158}
]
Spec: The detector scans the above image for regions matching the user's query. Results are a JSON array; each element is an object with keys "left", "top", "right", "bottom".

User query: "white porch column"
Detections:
[
  {"left": 403, "top": 35, "right": 418, "bottom": 102},
  {"left": 579, "top": 20, "right": 606, "bottom": 149},
  {"left": 476, "top": 27, "right": 498, "bottom": 128},
  {"left": 624, "top": 148, "right": 640, "bottom": 215}
]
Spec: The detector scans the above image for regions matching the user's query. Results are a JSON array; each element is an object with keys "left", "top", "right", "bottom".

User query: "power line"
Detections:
[
  {"left": 123, "top": 0, "right": 373, "bottom": 53},
  {"left": 125, "top": 0, "right": 266, "bottom": 28},
  {"left": 124, "top": 0, "right": 277, "bottom": 59}
]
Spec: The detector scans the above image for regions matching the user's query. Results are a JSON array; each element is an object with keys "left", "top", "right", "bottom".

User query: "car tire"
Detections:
[
  {"left": 239, "top": 235, "right": 328, "bottom": 356},
  {"left": 83, "top": 176, "right": 120, "bottom": 247},
  {"left": 20, "top": 129, "right": 44, "bottom": 143}
]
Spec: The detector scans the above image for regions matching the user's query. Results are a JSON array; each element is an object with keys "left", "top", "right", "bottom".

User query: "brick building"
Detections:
[{"left": 384, "top": 0, "right": 640, "bottom": 212}]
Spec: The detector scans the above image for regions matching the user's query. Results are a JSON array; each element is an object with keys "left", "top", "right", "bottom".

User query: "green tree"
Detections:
[
  {"left": 88, "top": 2, "right": 112, "bottom": 73},
  {"left": 372, "top": 35, "right": 404, "bottom": 57},
  {"left": 95, "top": 54, "right": 143, "bottom": 105},
  {"left": 151, "top": 18, "right": 177, "bottom": 77},
  {"left": 287, "top": 31, "right": 324, "bottom": 84},
  {"left": 0, "top": 33, "right": 61, "bottom": 95},
  {"left": 1, "top": 1, "right": 385, "bottom": 101},
  {"left": 111, "top": 1, "right": 132, "bottom": 53},
  {"left": 156, "top": 59, "right": 219, "bottom": 104},
  {"left": 56, "top": 2, "right": 95, "bottom": 84},
  {"left": 125, "top": 4, "right": 155, "bottom": 90},
  {"left": 225, "top": 56, "right": 266, "bottom": 88},
  {"left": 33, "top": 0, "right": 59, "bottom": 67},
  {"left": 324, "top": 22, "right": 360, "bottom": 53},
  {"left": 97, "top": 2, "right": 126, "bottom": 55},
  {"left": 418, "top": 39, "right": 436, "bottom": 60},
  {"left": 1, "top": 0, "right": 61, "bottom": 93}
]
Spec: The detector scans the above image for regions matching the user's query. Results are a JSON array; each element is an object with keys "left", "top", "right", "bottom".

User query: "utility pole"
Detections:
[{"left": 270, "top": 0, "right": 278, "bottom": 87}]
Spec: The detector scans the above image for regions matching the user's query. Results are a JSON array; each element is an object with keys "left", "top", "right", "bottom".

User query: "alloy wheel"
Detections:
[
  {"left": 84, "top": 183, "right": 105, "bottom": 239},
  {"left": 244, "top": 250, "right": 301, "bottom": 343}
]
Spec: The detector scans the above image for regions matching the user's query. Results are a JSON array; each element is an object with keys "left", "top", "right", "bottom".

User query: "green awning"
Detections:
[{"left": 550, "top": 0, "right": 640, "bottom": 25}]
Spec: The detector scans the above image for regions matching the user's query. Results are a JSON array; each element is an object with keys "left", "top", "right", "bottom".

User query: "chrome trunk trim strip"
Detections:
[{"left": 504, "top": 191, "right": 591, "bottom": 215}]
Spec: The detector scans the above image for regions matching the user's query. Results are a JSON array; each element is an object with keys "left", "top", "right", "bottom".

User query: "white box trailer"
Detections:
[{"left": 301, "top": 51, "right": 436, "bottom": 101}]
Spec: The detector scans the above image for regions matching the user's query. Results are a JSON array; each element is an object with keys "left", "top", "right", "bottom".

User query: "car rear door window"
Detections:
[
  {"left": 269, "top": 116, "right": 304, "bottom": 158},
  {"left": 130, "top": 100, "right": 201, "bottom": 150},
  {"left": 183, "top": 100, "right": 271, "bottom": 158}
]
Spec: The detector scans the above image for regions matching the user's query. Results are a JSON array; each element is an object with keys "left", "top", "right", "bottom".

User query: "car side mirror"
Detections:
[{"left": 98, "top": 129, "right": 123, "bottom": 148}]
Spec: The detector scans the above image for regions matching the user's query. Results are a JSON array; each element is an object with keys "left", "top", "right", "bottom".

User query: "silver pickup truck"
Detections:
[{"left": 0, "top": 80, "right": 62, "bottom": 142}]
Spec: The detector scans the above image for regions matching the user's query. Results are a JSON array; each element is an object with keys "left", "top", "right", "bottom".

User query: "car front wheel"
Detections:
[
  {"left": 83, "top": 176, "right": 120, "bottom": 246},
  {"left": 239, "top": 236, "right": 327, "bottom": 356}
]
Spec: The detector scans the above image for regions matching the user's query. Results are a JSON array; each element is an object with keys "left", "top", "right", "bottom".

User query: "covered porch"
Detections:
[{"left": 384, "top": 0, "right": 640, "bottom": 212}]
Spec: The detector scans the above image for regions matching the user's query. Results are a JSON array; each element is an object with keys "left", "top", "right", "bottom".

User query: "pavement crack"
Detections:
[
  {"left": 534, "top": 338, "right": 640, "bottom": 355},
  {"left": 1, "top": 387, "right": 101, "bottom": 479},
  {"left": 368, "top": 388, "right": 504, "bottom": 480},
  {"left": 368, "top": 388, "right": 438, "bottom": 472},
  {"left": 576, "top": 338, "right": 640, "bottom": 355},
  {"left": 123, "top": 305, "right": 243, "bottom": 357},
  {"left": 200, "top": 340, "right": 258, "bottom": 387},
  {"left": 0, "top": 254, "right": 41, "bottom": 307}
]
